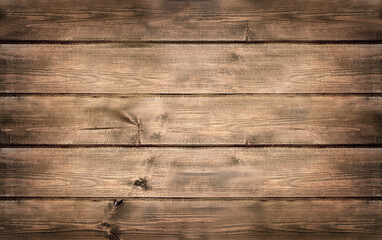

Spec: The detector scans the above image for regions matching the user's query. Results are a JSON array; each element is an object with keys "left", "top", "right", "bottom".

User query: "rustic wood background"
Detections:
[{"left": 0, "top": 0, "right": 381, "bottom": 239}]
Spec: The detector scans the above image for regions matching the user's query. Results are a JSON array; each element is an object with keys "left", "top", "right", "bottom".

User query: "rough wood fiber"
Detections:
[
  {"left": 0, "top": 96, "right": 381, "bottom": 145},
  {"left": 0, "top": 200, "right": 380, "bottom": 240},
  {"left": 1, "top": 44, "right": 381, "bottom": 94},
  {"left": 0, "top": 148, "right": 381, "bottom": 197},
  {"left": 0, "top": 0, "right": 381, "bottom": 239},
  {"left": 0, "top": 0, "right": 381, "bottom": 41}
]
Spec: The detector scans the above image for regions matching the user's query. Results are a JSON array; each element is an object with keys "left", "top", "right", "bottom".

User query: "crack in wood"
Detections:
[
  {"left": 134, "top": 119, "right": 142, "bottom": 145},
  {"left": 87, "top": 107, "right": 142, "bottom": 144},
  {"left": 245, "top": 20, "right": 249, "bottom": 42},
  {"left": 80, "top": 127, "right": 128, "bottom": 131}
]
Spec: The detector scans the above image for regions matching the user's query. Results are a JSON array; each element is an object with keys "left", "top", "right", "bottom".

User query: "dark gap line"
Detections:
[
  {"left": 1, "top": 40, "right": 382, "bottom": 45},
  {"left": 1, "top": 144, "right": 381, "bottom": 148},
  {"left": 0, "top": 196, "right": 381, "bottom": 201},
  {"left": 1, "top": 93, "right": 382, "bottom": 98}
]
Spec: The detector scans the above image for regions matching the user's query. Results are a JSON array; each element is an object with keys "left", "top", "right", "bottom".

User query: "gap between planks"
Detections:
[
  {"left": 1, "top": 93, "right": 382, "bottom": 97},
  {"left": 0, "top": 197, "right": 381, "bottom": 201},
  {"left": 1, "top": 40, "right": 382, "bottom": 45},
  {"left": 1, "top": 144, "right": 382, "bottom": 148}
]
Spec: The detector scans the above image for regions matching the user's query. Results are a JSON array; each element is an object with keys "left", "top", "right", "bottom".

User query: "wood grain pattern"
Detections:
[
  {"left": 1, "top": 148, "right": 381, "bottom": 197},
  {"left": 0, "top": 200, "right": 380, "bottom": 239},
  {"left": 0, "top": 96, "right": 381, "bottom": 145},
  {"left": 1, "top": 0, "right": 381, "bottom": 239},
  {"left": 1, "top": 44, "right": 381, "bottom": 94},
  {"left": 0, "top": 0, "right": 381, "bottom": 41}
]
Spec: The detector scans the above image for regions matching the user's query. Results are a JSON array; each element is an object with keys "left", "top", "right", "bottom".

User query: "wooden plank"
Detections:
[
  {"left": 1, "top": 148, "right": 381, "bottom": 197},
  {"left": 1, "top": 44, "right": 381, "bottom": 94},
  {"left": 0, "top": 199, "right": 380, "bottom": 239},
  {"left": 0, "top": 96, "right": 381, "bottom": 145},
  {"left": 0, "top": 0, "right": 381, "bottom": 41}
]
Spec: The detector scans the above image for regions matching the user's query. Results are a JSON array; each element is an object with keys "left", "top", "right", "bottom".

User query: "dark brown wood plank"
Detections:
[
  {"left": 0, "top": 96, "right": 381, "bottom": 145},
  {"left": 0, "top": 148, "right": 380, "bottom": 197},
  {"left": 0, "top": 199, "right": 380, "bottom": 239},
  {"left": 1, "top": 44, "right": 381, "bottom": 94},
  {"left": 0, "top": 0, "right": 381, "bottom": 41}
]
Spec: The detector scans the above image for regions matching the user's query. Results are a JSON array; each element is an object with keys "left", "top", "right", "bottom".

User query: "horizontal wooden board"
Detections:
[
  {"left": 1, "top": 44, "right": 381, "bottom": 94},
  {"left": 0, "top": 0, "right": 381, "bottom": 41},
  {"left": 1, "top": 148, "right": 381, "bottom": 197},
  {"left": 0, "top": 96, "right": 381, "bottom": 145},
  {"left": 0, "top": 199, "right": 380, "bottom": 239}
]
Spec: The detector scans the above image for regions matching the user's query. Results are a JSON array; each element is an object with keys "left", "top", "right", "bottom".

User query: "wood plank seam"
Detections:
[
  {"left": 1, "top": 144, "right": 382, "bottom": 148},
  {"left": 1, "top": 93, "right": 382, "bottom": 96},
  {"left": 1, "top": 197, "right": 381, "bottom": 201},
  {"left": 1, "top": 40, "right": 382, "bottom": 44}
]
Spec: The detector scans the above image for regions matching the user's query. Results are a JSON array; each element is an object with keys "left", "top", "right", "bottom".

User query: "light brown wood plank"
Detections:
[
  {"left": 1, "top": 44, "right": 381, "bottom": 94},
  {"left": 0, "top": 148, "right": 381, "bottom": 197},
  {"left": 0, "top": 0, "right": 381, "bottom": 41},
  {"left": 0, "top": 199, "right": 380, "bottom": 239},
  {"left": 0, "top": 96, "right": 381, "bottom": 145}
]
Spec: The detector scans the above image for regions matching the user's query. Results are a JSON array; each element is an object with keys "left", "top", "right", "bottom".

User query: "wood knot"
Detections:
[
  {"left": 98, "top": 221, "right": 120, "bottom": 240},
  {"left": 134, "top": 177, "right": 149, "bottom": 190},
  {"left": 113, "top": 199, "right": 123, "bottom": 207},
  {"left": 101, "top": 222, "right": 110, "bottom": 228},
  {"left": 146, "top": 157, "right": 155, "bottom": 166},
  {"left": 97, "top": 221, "right": 111, "bottom": 231},
  {"left": 150, "top": 133, "right": 161, "bottom": 140},
  {"left": 231, "top": 157, "right": 240, "bottom": 166},
  {"left": 231, "top": 53, "right": 240, "bottom": 60},
  {"left": 159, "top": 113, "right": 168, "bottom": 121}
]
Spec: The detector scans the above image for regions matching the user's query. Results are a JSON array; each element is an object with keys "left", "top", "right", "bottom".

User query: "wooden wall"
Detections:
[{"left": 0, "top": 0, "right": 381, "bottom": 239}]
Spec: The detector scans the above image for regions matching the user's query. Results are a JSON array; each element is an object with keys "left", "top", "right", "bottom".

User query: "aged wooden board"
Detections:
[
  {"left": 0, "top": 96, "right": 381, "bottom": 145},
  {"left": 0, "top": 148, "right": 380, "bottom": 197},
  {"left": 0, "top": 0, "right": 381, "bottom": 41},
  {"left": 0, "top": 199, "right": 380, "bottom": 239},
  {"left": 1, "top": 44, "right": 381, "bottom": 94}
]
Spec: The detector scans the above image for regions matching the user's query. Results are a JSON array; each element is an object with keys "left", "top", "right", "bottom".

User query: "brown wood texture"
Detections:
[
  {"left": 0, "top": 96, "right": 381, "bottom": 145},
  {"left": 1, "top": 0, "right": 381, "bottom": 239},
  {"left": 1, "top": 44, "right": 381, "bottom": 94},
  {"left": 0, "top": 0, "right": 381, "bottom": 41},
  {"left": 0, "top": 199, "right": 381, "bottom": 240},
  {"left": 0, "top": 148, "right": 381, "bottom": 197}
]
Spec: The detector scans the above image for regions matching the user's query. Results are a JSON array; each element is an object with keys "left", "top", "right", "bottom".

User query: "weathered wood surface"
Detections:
[
  {"left": 1, "top": 44, "right": 381, "bottom": 94},
  {"left": 0, "top": 0, "right": 381, "bottom": 41},
  {"left": 0, "top": 199, "right": 380, "bottom": 240},
  {"left": 0, "top": 148, "right": 380, "bottom": 197},
  {"left": 1, "top": 0, "right": 381, "bottom": 239},
  {"left": 1, "top": 96, "right": 381, "bottom": 145}
]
